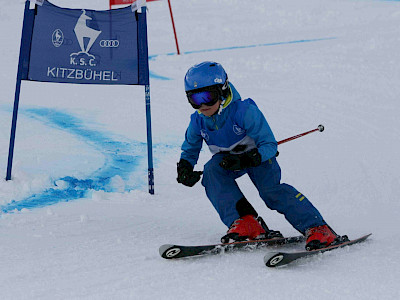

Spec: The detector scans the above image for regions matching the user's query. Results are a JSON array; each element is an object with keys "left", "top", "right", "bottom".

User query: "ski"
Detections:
[
  {"left": 159, "top": 235, "right": 305, "bottom": 259},
  {"left": 264, "top": 233, "right": 372, "bottom": 267}
]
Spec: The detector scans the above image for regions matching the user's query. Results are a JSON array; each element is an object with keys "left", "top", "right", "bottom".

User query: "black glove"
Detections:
[
  {"left": 177, "top": 159, "right": 202, "bottom": 187},
  {"left": 219, "top": 148, "right": 262, "bottom": 171}
]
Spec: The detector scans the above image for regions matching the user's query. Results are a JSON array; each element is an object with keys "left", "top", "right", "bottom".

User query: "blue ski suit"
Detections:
[{"left": 181, "top": 83, "right": 326, "bottom": 234}]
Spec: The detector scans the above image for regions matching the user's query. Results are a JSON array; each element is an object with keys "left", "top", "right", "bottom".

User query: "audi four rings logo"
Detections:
[{"left": 99, "top": 40, "right": 120, "bottom": 48}]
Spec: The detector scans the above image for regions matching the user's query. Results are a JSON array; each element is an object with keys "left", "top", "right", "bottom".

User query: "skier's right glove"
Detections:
[{"left": 177, "top": 159, "right": 202, "bottom": 187}]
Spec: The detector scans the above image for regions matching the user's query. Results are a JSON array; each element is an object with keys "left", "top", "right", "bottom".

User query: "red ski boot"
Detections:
[
  {"left": 305, "top": 225, "right": 338, "bottom": 251},
  {"left": 221, "top": 215, "right": 266, "bottom": 243}
]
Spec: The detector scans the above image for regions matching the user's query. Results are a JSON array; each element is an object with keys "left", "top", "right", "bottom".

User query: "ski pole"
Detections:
[
  {"left": 197, "top": 125, "right": 325, "bottom": 173},
  {"left": 277, "top": 124, "right": 324, "bottom": 145}
]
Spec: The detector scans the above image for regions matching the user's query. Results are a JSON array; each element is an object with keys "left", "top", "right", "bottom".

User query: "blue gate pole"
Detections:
[
  {"left": 145, "top": 84, "right": 154, "bottom": 194},
  {"left": 6, "top": 77, "right": 23, "bottom": 181},
  {"left": 6, "top": 1, "right": 35, "bottom": 181},
  {"left": 136, "top": 8, "right": 153, "bottom": 194}
]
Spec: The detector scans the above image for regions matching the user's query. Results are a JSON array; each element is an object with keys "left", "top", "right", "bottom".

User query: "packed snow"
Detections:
[{"left": 0, "top": 0, "right": 399, "bottom": 299}]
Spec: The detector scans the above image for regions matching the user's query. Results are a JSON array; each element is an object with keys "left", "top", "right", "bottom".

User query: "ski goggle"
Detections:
[{"left": 186, "top": 87, "right": 221, "bottom": 109}]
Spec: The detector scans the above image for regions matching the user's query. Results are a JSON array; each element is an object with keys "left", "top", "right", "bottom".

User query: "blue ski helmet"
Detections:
[
  {"left": 184, "top": 61, "right": 229, "bottom": 92},
  {"left": 184, "top": 62, "right": 230, "bottom": 108}
]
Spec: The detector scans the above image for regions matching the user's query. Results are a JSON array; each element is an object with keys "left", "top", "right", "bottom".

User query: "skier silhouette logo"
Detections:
[
  {"left": 73, "top": 10, "right": 101, "bottom": 55},
  {"left": 52, "top": 29, "right": 64, "bottom": 47}
]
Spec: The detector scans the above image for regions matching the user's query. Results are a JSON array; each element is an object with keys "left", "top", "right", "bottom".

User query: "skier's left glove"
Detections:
[
  {"left": 177, "top": 159, "right": 202, "bottom": 187},
  {"left": 219, "top": 148, "right": 262, "bottom": 171}
]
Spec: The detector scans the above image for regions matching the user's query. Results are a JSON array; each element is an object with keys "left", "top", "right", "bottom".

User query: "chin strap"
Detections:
[
  {"left": 217, "top": 87, "right": 233, "bottom": 115},
  {"left": 217, "top": 100, "right": 225, "bottom": 115}
]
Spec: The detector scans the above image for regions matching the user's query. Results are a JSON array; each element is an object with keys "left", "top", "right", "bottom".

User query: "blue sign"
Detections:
[
  {"left": 7, "top": 1, "right": 153, "bottom": 195},
  {"left": 27, "top": 0, "right": 148, "bottom": 85}
]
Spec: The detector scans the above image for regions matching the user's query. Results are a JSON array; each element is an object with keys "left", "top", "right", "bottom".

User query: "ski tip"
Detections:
[
  {"left": 359, "top": 233, "right": 372, "bottom": 241},
  {"left": 159, "top": 244, "right": 182, "bottom": 259},
  {"left": 361, "top": 233, "right": 372, "bottom": 239},
  {"left": 348, "top": 233, "right": 372, "bottom": 243}
]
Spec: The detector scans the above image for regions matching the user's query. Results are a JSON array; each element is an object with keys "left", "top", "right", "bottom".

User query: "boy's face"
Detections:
[{"left": 198, "top": 100, "right": 222, "bottom": 116}]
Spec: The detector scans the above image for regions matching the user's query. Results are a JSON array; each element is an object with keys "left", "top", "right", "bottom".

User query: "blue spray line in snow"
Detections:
[
  {"left": 1, "top": 108, "right": 147, "bottom": 214},
  {"left": 149, "top": 37, "right": 337, "bottom": 60},
  {"left": 148, "top": 37, "right": 337, "bottom": 80},
  {"left": 149, "top": 70, "right": 171, "bottom": 81}
]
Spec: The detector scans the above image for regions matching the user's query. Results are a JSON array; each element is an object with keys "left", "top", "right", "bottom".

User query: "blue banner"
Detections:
[
  {"left": 27, "top": 0, "right": 148, "bottom": 85},
  {"left": 7, "top": 1, "right": 153, "bottom": 194}
]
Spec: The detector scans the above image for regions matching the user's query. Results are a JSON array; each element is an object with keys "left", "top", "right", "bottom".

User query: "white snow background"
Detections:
[{"left": 1, "top": 0, "right": 399, "bottom": 299}]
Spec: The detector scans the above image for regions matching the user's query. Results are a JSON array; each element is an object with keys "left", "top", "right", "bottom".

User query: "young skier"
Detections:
[{"left": 177, "top": 61, "right": 339, "bottom": 250}]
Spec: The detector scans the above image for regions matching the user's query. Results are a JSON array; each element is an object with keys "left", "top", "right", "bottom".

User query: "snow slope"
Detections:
[{"left": 1, "top": 0, "right": 399, "bottom": 299}]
